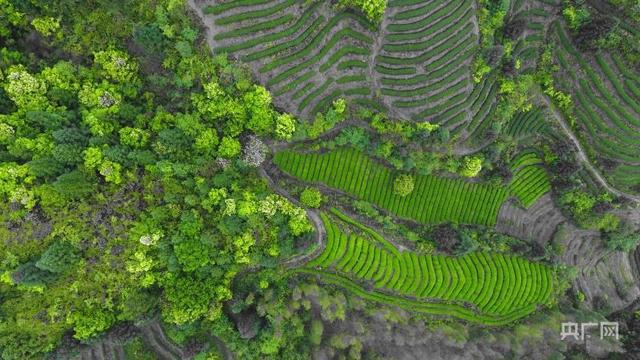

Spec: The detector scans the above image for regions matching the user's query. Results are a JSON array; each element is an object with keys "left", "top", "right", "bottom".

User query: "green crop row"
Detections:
[
  {"left": 377, "top": 23, "right": 473, "bottom": 66},
  {"left": 273, "top": 147, "right": 510, "bottom": 225},
  {"left": 596, "top": 54, "right": 640, "bottom": 121},
  {"left": 375, "top": 65, "right": 416, "bottom": 76},
  {"left": 309, "top": 89, "right": 343, "bottom": 116},
  {"left": 425, "top": 37, "right": 477, "bottom": 73},
  {"left": 387, "top": 0, "right": 471, "bottom": 33},
  {"left": 509, "top": 153, "right": 551, "bottom": 208},
  {"left": 384, "top": 18, "right": 468, "bottom": 54},
  {"left": 274, "top": 71, "right": 314, "bottom": 96},
  {"left": 574, "top": 104, "right": 640, "bottom": 163},
  {"left": 293, "top": 268, "right": 540, "bottom": 325},
  {"left": 510, "top": 150, "right": 543, "bottom": 171},
  {"left": 260, "top": 27, "right": 372, "bottom": 73},
  {"left": 214, "top": 0, "right": 297, "bottom": 26},
  {"left": 243, "top": 15, "right": 325, "bottom": 61},
  {"left": 204, "top": 0, "right": 271, "bottom": 15},
  {"left": 387, "top": 1, "right": 472, "bottom": 43},
  {"left": 297, "top": 77, "right": 333, "bottom": 112},
  {"left": 576, "top": 82, "right": 640, "bottom": 147},
  {"left": 319, "top": 46, "right": 371, "bottom": 72},
  {"left": 405, "top": 80, "right": 469, "bottom": 113},
  {"left": 505, "top": 109, "right": 547, "bottom": 138},
  {"left": 391, "top": 0, "right": 445, "bottom": 21},
  {"left": 266, "top": 27, "right": 372, "bottom": 86},
  {"left": 382, "top": 66, "right": 468, "bottom": 97},
  {"left": 214, "top": 14, "right": 293, "bottom": 40},
  {"left": 301, "top": 212, "right": 554, "bottom": 321},
  {"left": 338, "top": 60, "right": 368, "bottom": 70},
  {"left": 336, "top": 74, "right": 367, "bottom": 84},
  {"left": 381, "top": 48, "right": 471, "bottom": 88},
  {"left": 466, "top": 77, "right": 498, "bottom": 135},
  {"left": 217, "top": 4, "right": 319, "bottom": 54}
]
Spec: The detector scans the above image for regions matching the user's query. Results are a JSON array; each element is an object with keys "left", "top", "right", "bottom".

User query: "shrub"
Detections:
[
  {"left": 562, "top": 4, "right": 591, "bottom": 31},
  {"left": 35, "top": 241, "right": 79, "bottom": 274},
  {"left": 393, "top": 174, "right": 414, "bottom": 197},
  {"left": 338, "top": 0, "right": 387, "bottom": 23},
  {"left": 300, "top": 187, "right": 322, "bottom": 208},
  {"left": 218, "top": 136, "right": 241, "bottom": 158},
  {"left": 459, "top": 156, "right": 483, "bottom": 177},
  {"left": 605, "top": 221, "right": 640, "bottom": 252},
  {"left": 275, "top": 113, "right": 296, "bottom": 141}
]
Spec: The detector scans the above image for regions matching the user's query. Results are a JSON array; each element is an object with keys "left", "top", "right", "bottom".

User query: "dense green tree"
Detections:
[
  {"left": 605, "top": 221, "right": 640, "bottom": 252},
  {"left": 300, "top": 187, "right": 322, "bottom": 208},
  {"left": 35, "top": 241, "right": 79, "bottom": 274},
  {"left": 459, "top": 156, "right": 483, "bottom": 178}
]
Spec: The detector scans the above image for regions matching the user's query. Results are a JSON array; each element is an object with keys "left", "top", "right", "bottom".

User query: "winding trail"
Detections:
[
  {"left": 542, "top": 95, "right": 640, "bottom": 203},
  {"left": 257, "top": 167, "right": 326, "bottom": 267}
]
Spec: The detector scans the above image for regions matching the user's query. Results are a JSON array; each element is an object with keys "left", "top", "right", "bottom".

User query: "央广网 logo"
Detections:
[{"left": 560, "top": 321, "right": 619, "bottom": 341}]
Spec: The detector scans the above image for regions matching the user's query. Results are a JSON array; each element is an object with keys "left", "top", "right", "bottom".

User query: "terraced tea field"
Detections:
[
  {"left": 195, "top": 0, "right": 490, "bottom": 134},
  {"left": 504, "top": 108, "right": 548, "bottom": 140},
  {"left": 551, "top": 21, "right": 640, "bottom": 193},
  {"left": 509, "top": 151, "right": 551, "bottom": 207},
  {"left": 295, "top": 209, "right": 554, "bottom": 324},
  {"left": 273, "top": 147, "right": 550, "bottom": 225}
]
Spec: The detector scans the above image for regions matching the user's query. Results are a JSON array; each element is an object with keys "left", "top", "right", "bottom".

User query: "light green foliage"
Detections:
[
  {"left": 244, "top": 85, "right": 274, "bottom": 135},
  {"left": 119, "top": 127, "right": 150, "bottom": 148},
  {"left": 300, "top": 187, "right": 323, "bottom": 208},
  {"left": 472, "top": 56, "right": 491, "bottom": 83},
  {"left": 3, "top": 67, "right": 48, "bottom": 109},
  {"left": 393, "top": 174, "right": 414, "bottom": 197},
  {"left": 562, "top": 4, "right": 591, "bottom": 31},
  {"left": 93, "top": 50, "right": 140, "bottom": 85},
  {"left": 195, "top": 128, "right": 219, "bottom": 154},
  {"left": 306, "top": 98, "right": 347, "bottom": 139},
  {"left": 218, "top": 136, "right": 241, "bottom": 158},
  {"left": 459, "top": 156, "right": 482, "bottom": 178},
  {"left": 560, "top": 190, "right": 596, "bottom": 219},
  {"left": 31, "top": 17, "right": 61, "bottom": 38},
  {"left": 67, "top": 308, "right": 115, "bottom": 340},
  {"left": 338, "top": 0, "right": 387, "bottom": 23},
  {"left": 496, "top": 75, "right": 535, "bottom": 121},
  {"left": 0, "top": 0, "right": 25, "bottom": 37},
  {"left": 415, "top": 121, "right": 439, "bottom": 133},
  {"left": 478, "top": 0, "right": 508, "bottom": 47},
  {"left": 162, "top": 276, "right": 221, "bottom": 325},
  {"left": 275, "top": 113, "right": 296, "bottom": 141}
]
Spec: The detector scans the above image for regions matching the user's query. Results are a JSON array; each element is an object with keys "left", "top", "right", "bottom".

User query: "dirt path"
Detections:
[{"left": 542, "top": 95, "right": 640, "bottom": 203}]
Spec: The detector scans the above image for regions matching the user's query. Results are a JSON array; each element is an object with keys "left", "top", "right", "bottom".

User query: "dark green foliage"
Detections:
[{"left": 35, "top": 241, "right": 79, "bottom": 274}]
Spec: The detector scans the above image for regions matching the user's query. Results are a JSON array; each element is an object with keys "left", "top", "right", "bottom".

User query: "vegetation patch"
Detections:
[{"left": 297, "top": 210, "right": 555, "bottom": 324}]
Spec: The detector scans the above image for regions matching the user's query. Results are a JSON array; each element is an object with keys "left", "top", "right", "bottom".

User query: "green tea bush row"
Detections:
[
  {"left": 214, "top": 0, "right": 297, "bottom": 25},
  {"left": 217, "top": 5, "right": 319, "bottom": 53},
  {"left": 509, "top": 152, "right": 551, "bottom": 207},
  {"left": 300, "top": 212, "right": 554, "bottom": 322},
  {"left": 274, "top": 148, "right": 509, "bottom": 225}
]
